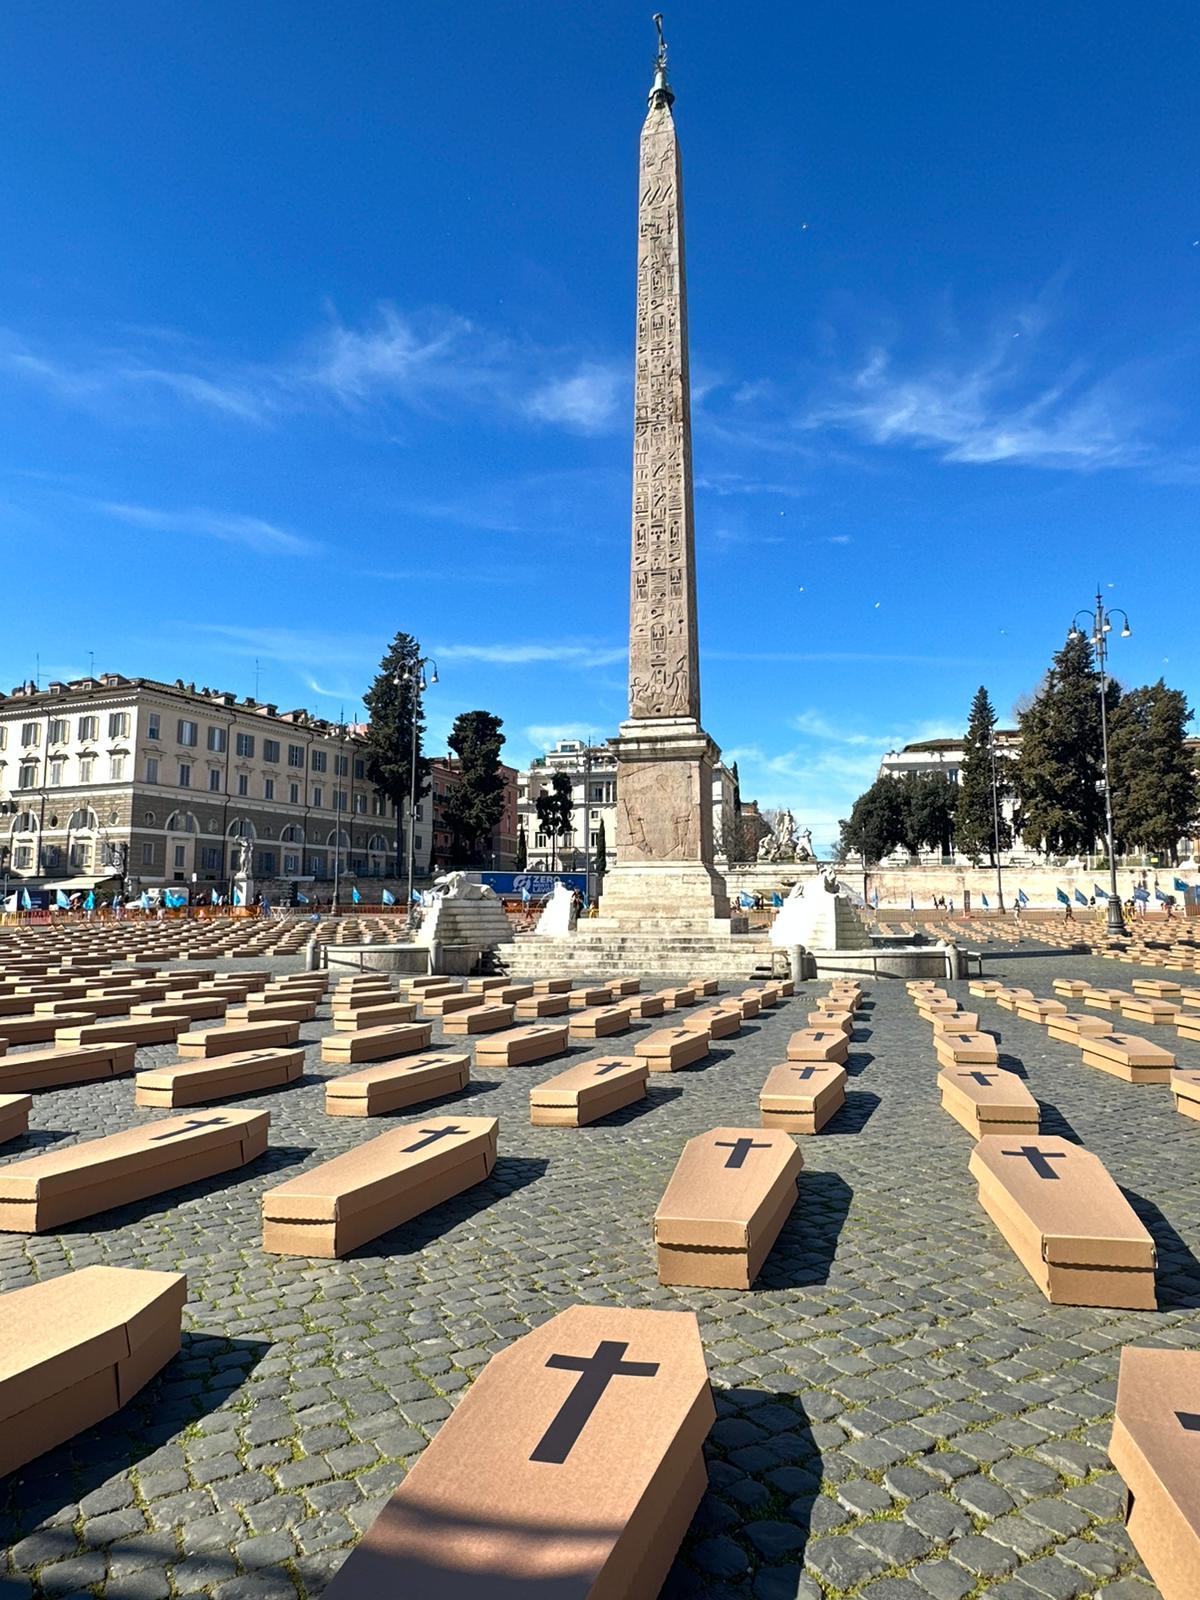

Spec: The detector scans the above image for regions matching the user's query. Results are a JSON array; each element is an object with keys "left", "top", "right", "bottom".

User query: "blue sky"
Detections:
[{"left": 2, "top": 2, "right": 1196, "bottom": 850}]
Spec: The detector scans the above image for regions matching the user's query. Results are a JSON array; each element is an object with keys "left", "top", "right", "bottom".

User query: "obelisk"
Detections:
[{"left": 600, "top": 16, "right": 731, "bottom": 929}]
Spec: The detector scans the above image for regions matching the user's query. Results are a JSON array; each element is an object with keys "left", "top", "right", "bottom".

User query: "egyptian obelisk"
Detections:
[{"left": 599, "top": 16, "right": 731, "bottom": 929}]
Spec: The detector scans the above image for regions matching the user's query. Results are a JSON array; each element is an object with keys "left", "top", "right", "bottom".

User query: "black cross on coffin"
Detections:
[
  {"left": 1001, "top": 1146, "right": 1065, "bottom": 1179},
  {"left": 530, "top": 1340, "right": 660, "bottom": 1464},
  {"left": 962, "top": 1070, "right": 996, "bottom": 1086},
  {"left": 714, "top": 1137, "right": 772, "bottom": 1169},
  {"left": 1177, "top": 1411, "right": 1200, "bottom": 1432},
  {"left": 151, "top": 1117, "right": 229, "bottom": 1140},
  {"left": 592, "top": 1061, "right": 628, "bottom": 1077},
  {"left": 402, "top": 1124, "right": 467, "bottom": 1153},
  {"left": 790, "top": 1066, "right": 820, "bottom": 1080}
]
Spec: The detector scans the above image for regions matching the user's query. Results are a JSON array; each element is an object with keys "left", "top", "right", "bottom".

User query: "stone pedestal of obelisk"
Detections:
[{"left": 598, "top": 35, "right": 731, "bottom": 931}]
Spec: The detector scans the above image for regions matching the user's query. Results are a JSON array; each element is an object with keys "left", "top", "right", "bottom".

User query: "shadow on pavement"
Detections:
[{"left": 759, "top": 1171, "right": 853, "bottom": 1290}]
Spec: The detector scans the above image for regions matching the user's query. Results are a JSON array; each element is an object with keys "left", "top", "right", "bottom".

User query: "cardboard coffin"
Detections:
[
  {"left": 1171, "top": 1070, "right": 1200, "bottom": 1123},
  {"left": 514, "top": 993, "right": 571, "bottom": 1019},
  {"left": 759, "top": 1062, "right": 846, "bottom": 1134},
  {"left": 423, "top": 993, "right": 488, "bottom": 1019},
  {"left": 969, "top": 980, "right": 1005, "bottom": 998},
  {"left": 58, "top": 1016, "right": 190, "bottom": 1049},
  {"left": 325, "top": 1054, "right": 471, "bottom": 1117},
  {"left": 135, "top": 1048, "right": 305, "bottom": 1108},
  {"left": 443, "top": 1004, "right": 517, "bottom": 1036},
  {"left": 569, "top": 987, "right": 616, "bottom": 1010},
  {"left": 322, "top": 1023, "right": 434, "bottom": 1065},
  {"left": 786, "top": 1028, "right": 848, "bottom": 1064},
  {"left": 320, "top": 1304, "right": 713, "bottom": 1600},
  {"left": 36, "top": 993, "right": 129, "bottom": 1017},
  {"left": 738, "top": 993, "right": 761, "bottom": 1019},
  {"left": 530, "top": 1057, "right": 649, "bottom": 1127},
  {"left": 1131, "top": 979, "right": 1183, "bottom": 998},
  {"left": 466, "top": 977, "right": 512, "bottom": 994},
  {"left": 489, "top": 985, "right": 535, "bottom": 1005},
  {"left": 1109, "top": 1347, "right": 1200, "bottom": 1600},
  {"left": 532, "top": 979, "right": 573, "bottom": 994},
  {"left": 1048, "top": 1012, "right": 1113, "bottom": 1045},
  {"left": 475, "top": 1024, "right": 568, "bottom": 1069},
  {"left": 683, "top": 1005, "right": 741, "bottom": 1039},
  {"left": 231, "top": 999, "right": 320, "bottom": 1024},
  {"left": 654, "top": 1127, "right": 802, "bottom": 1289},
  {"left": 177, "top": 1020, "right": 301, "bottom": 1059},
  {"left": 262, "top": 1115, "right": 497, "bottom": 1258},
  {"left": 1178, "top": 1015, "right": 1200, "bottom": 1044},
  {"left": 930, "top": 1010, "right": 981, "bottom": 1034},
  {"left": 0, "top": 1093, "right": 32, "bottom": 1144},
  {"left": 1015, "top": 997, "right": 1069, "bottom": 1023},
  {"left": 933, "top": 1030, "right": 999, "bottom": 1068},
  {"left": 968, "top": 1136, "right": 1156, "bottom": 1308},
  {"left": 806, "top": 1009, "right": 853, "bottom": 1036},
  {"left": 1052, "top": 978, "right": 1092, "bottom": 997},
  {"left": 0, "top": 1108, "right": 270, "bottom": 1232},
  {"left": 938, "top": 1066, "right": 1039, "bottom": 1140},
  {"left": 0, "top": 1042, "right": 137, "bottom": 1092},
  {"left": 398, "top": 976, "right": 452, "bottom": 994},
  {"left": 3, "top": 1012, "right": 98, "bottom": 1046},
  {"left": 1084, "top": 987, "right": 1126, "bottom": 1010},
  {"left": 609, "top": 977, "right": 643, "bottom": 995},
  {"left": 634, "top": 1027, "right": 709, "bottom": 1074},
  {"left": 1080, "top": 1032, "right": 1176, "bottom": 1084},
  {"left": 777, "top": 978, "right": 795, "bottom": 998},
  {"left": 1119, "top": 998, "right": 1180, "bottom": 1026},
  {"left": 749, "top": 985, "right": 782, "bottom": 1009},
  {"left": 568, "top": 1005, "right": 634, "bottom": 1041},
  {"left": 995, "top": 988, "right": 1035, "bottom": 1012},
  {"left": 656, "top": 988, "right": 696, "bottom": 1011},
  {"left": 687, "top": 978, "right": 719, "bottom": 997},
  {"left": 132, "top": 995, "right": 228, "bottom": 1021},
  {"left": 0, "top": 1264, "right": 187, "bottom": 1478},
  {"left": 626, "top": 993, "right": 667, "bottom": 1020}
]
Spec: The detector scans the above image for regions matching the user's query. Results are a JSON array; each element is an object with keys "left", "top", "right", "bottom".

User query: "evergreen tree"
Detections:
[
  {"left": 595, "top": 818, "right": 607, "bottom": 883},
  {"left": 441, "top": 710, "right": 506, "bottom": 865},
  {"left": 839, "top": 779, "right": 906, "bottom": 864},
  {"left": 1109, "top": 680, "right": 1198, "bottom": 863},
  {"left": 362, "top": 633, "right": 430, "bottom": 871},
  {"left": 898, "top": 772, "right": 958, "bottom": 857},
  {"left": 515, "top": 825, "right": 527, "bottom": 870},
  {"left": 534, "top": 771, "right": 575, "bottom": 871},
  {"left": 1015, "top": 631, "right": 1111, "bottom": 856},
  {"left": 956, "top": 687, "right": 1011, "bottom": 865}
]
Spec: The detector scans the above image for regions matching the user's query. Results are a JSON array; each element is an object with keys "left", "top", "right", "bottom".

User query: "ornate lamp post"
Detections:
[
  {"left": 1069, "top": 589, "right": 1131, "bottom": 938},
  {"left": 393, "top": 657, "right": 438, "bottom": 915}
]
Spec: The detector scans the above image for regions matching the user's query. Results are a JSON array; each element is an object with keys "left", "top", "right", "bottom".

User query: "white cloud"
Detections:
[
  {"left": 524, "top": 722, "right": 606, "bottom": 750},
  {"left": 524, "top": 362, "right": 624, "bottom": 433},
  {"left": 434, "top": 642, "right": 626, "bottom": 668},
  {"left": 96, "top": 501, "right": 317, "bottom": 555}
]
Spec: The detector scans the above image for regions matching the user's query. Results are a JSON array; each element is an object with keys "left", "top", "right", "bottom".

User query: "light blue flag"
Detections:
[
  {"left": 84, "top": 891, "right": 95, "bottom": 910},
  {"left": 1017, "top": 889, "right": 1029, "bottom": 906},
  {"left": 982, "top": 893, "right": 990, "bottom": 908},
  {"left": 351, "top": 887, "right": 361, "bottom": 904},
  {"left": 1175, "top": 877, "right": 1189, "bottom": 894},
  {"left": 140, "top": 890, "right": 152, "bottom": 911},
  {"left": 1056, "top": 888, "right": 1070, "bottom": 906},
  {"left": 411, "top": 890, "right": 421, "bottom": 902},
  {"left": 1074, "top": 888, "right": 1088, "bottom": 905},
  {"left": 55, "top": 889, "right": 70, "bottom": 909},
  {"left": 296, "top": 892, "right": 309, "bottom": 904},
  {"left": 232, "top": 886, "right": 243, "bottom": 907},
  {"left": 739, "top": 892, "right": 754, "bottom": 909},
  {"left": 1093, "top": 883, "right": 1109, "bottom": 899},
  {"left": 381, "top": 888, "right": 395, "bottom": 905},
  {"left": 20, "top": 888, "right": 32, "bottom": 910},
  {"left": 771, "top": 891, "right": 783, "bottom": 907},
  {"left": 1155, "top": 886, "right": 1168, "bottom": 902},
  {"left": 211, "top": 888, "right": 219, "bottom": 905},
  {"left": 1134, "top": 886, "right": 1150, "bottom": 903}
]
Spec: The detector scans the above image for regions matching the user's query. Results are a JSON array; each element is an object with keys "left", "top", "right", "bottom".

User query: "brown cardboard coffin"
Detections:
[
  {"left": 654, "top": 1127, "right": 802, "bottom": 1289},
  {"left": 474, "top": 1024, "right": 569, "bottom": 1069},
  {"left": 0, "top": 1264, "right": 187, "bottom": 1477},
  {"left": 568, "top": 1005, "right": 634, "bottom": 1040},
  {"left": 1109, "top": 1347, "right": 1200, "bottom": 1600},
  {"left": 36, "top": 993, "right": 129, "bottom": 1017},
  {"left": 132, "top": 995, "right": 229, "bottom": 1021},
  {"left": 1048, "top": 1012, "right": 1113, "bottom": 1045},
  {"left": 1171, "top": 1070, "right": 1200, "bottom": 1122},
  {"left": 786, "top": 1028, "right": 849, "bottom": 1064},
  {"left": 422, "top": 992, "right": 487, "bottom": 1019},
  {"left": 532, "top": 978, "right": 573, "bottom": 994},
  {"left": 1084, "top": 987, "right": 1127, "bottom": 1010},
  {"left": 568, "top": 987, "right": 616, "bottom": 1010},
  {"left": 514, "top": 992, "right": 571, "bottom": 1019},
  {"left": 627, "top": 993, "right": 667, "bottom": 1020},
  {"left": 1178, "top": 1015, "right": 1200, "bottom": 1044},
  {"left": 398, "top": 976, "right": 452, "bottom": 994},
  {"left": 759, "top": 1062, "right": 846, "bottom": 1134},
  {"left": 232, "top": 999, "right": 320, "bottom": 1024},
  {"left": 0, "top": 1108, "right": 269, "bottom": 1231},
  {"left": 995, "top": 988, "right": 1035, "bottom": 1012},
  {"left": 466, "top": 977, "right": 512, "bottom": 994},
  {"left": 634, "top": 1026, "right": 709, "bottom": 1073},
  {"left": 1052, "top": 978, "right": 1092, "bottom": 997},
  {"left": 325, "top": 1054, "right": 471, "bottom": 1118},
  {"left": 322, "top": 1023, "right": 434, "bottom": 1065},
  {"left": 969, "top": 980, "right": 1005, "bottom": 998},
  {"left": 530, "top": 1057, "right": 649, "bottom": 1127},
  {"left": 968, "top": 1136, "right": 1156, "bottom": 1308},
  {"left": 331, "top": 1004, "right": 419, "bottom": 1030},
  {"left": 59, "top": 1016, "right": 192, "bottom": 1049},
  {"left": 320, "top": 1304, "right": 713, "bottom": 1600},
  {"left": 1080, "top": 1032, "right": 1176, "bottom": 1083},
  {"left": 443, "top": 1004, "right": 517, "bottom": 1036},
  {"left": 3, "top": 1012, "right": 98, "bottom": 1045},
  {"left": 609, "top": 977, "right": 643, "bottom": 995},
  {"left": 135, "top": 1048, "right": 304, "bottom": 1108},
  {"left": 656, "top": 987, "right": 696, "bottom": 1010},
  {"left": 490, "top": 985, "right": 535, "bottom": 1005},
  {"left": 0, "top": 1042, "right": 137, "bottom": 1092},
  {"left": 686, "top": 978, "right": 719, "bottom": 997},
  {"left": 335, "top": 985, "right": 397, "bottom": 1008},
  {"left": 262, "top": 1115, "right": 497, "bottom": 1257},
  {"left": 1015, "top": 997, "right": 1069, "bottom": 1023},
  {"left": 738, "top": 992, "right": 761, "bottom": 1019},
  {"left": 933, "top": 1030, "right": 999, "bottom": 1068},
  {"left": 178, "top": 1020, "right": 301, "bottom": 1059},
  {"left": 806, "top": 1009, "right": 853, "bottom": 1036},
  {"left": 1119, "top": 997, "right": 1180, "bottom": 1026},
  {"left": 778, "top": 978, "right": 795, "bottom": 998},
  {"left": 683, "top": 1006, "right": 741, "bottom": 1039},
  {"left": 930, "top": 1010, "right": 982, "bottom": 1033},
  {"left": 938, "top": 1066, "right": 1039, "bottom": 1139},
  {"left": 0, "top": 1093, "right": 32, "bottom": 1144},
  {"left": 1131, "top": 979, "right": 1183, "bottom": 998},
  {"left": 745, "top": 985, "right": 781, "bottom": 1009}
]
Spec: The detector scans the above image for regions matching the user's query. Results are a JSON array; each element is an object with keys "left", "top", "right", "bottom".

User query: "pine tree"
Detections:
[
  {"left": 595, "top": 818, "right": 607, "bottom": 884},
  {"left": 441, "top": 711, "right": 506, "bottom": 865},
  {"left": 362, "top": 633, "right": 430, "bottom": 872},
  {"left": 1015, "top": 631, "right": 1110, "bottom": 856},
  {"left": 534, "top": 771, "right": 574, "bottom": 872},
  {"left": 515, "top": 825, "right": 527, "bottom": 870},
  {"left": 1109, "top": 680, "right": 1198, "bottom": 863},
  {"left": 956, "top": 686, "right": 1011, "bottom": 865}
]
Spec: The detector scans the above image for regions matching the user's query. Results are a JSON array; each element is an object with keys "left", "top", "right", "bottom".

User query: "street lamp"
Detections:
[
  {"left": 1069, "top": 588, "right": 1132, "bottom": 938},
  {"left": 987, "top": 731, "right": 1005, "bottom": 912},
  {"left": 393, "top": 656, "right": 438, "bottom": 916}
]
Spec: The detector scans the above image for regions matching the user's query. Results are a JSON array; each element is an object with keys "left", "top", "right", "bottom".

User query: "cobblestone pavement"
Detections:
[{"left": 2, "top": 943, "right": 1199, "bottom": 1599}]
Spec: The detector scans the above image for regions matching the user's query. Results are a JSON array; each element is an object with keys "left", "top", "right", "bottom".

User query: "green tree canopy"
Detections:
[
  {"left": 839, "top": 778, "right": 906, "bottom": 864},
  {"left": 441, "top": 710, "right": 506, "bottom": 865},
  {"left": 898, "top": 771, "right": 958, "bottom": 857},
  {"left": 1015, "top": 631, "right": 1111, "bottom": 856},
  {"left": 514, "top": 824, "right": 527, "bottom": 870},
  {"left": 534, "top": 771, "right": 575, "bottom": 868},
  {"left": 1108, "top": 679, "right": 1198, "bottom": 863},
  {"left": 595, "top": 817, "right": 607, "bottom": 881},
  {"left": 955, "top": 686, "right": 1011, "bottom": 865},
  {"left": 361, "top": 632, "right": 430, "bottom": 865}
]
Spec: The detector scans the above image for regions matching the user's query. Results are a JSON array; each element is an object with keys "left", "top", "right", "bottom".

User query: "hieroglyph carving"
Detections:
[{"left": 628, "top": 102, "right": 700, "bottom": 722}]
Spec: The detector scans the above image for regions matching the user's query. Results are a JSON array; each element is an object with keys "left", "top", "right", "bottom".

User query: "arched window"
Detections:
[
  {"left": 368, "top": 833, "right": 387, "bottom": 853},
  {"left": 67, "top": 807, "right": 98, "bottom": 832},
  {"left": 281, "top": 824, "right": 302, "bottom": 844},
  {"left": 166, "top": 811, "right": 198, "bottom": 834},
  {"left": 326, "top": 828, "right": 350, "bottom": 849},
  {"left": 143, "top": 811, "right": 156, "bottom": 827},
  {"left": 10, "top": 810, "right": 38, "bottom": 835},
  {"left": 226, "top": 817, "right": 256, "bottom": 841}
]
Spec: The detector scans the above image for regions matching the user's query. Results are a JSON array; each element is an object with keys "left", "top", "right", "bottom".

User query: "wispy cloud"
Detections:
[
  {"left": 96, "top": 501, "right": 317, "bottom": 555},
  {"left": 190, "top": 624, "right": 378, "bottom": 670},
  {"left": 435, "top": 642, "right": 626, "bottom": 668},
  {"left": 524, "top": 722, "right": 607, "bottom": 749},
  {"left": 524, "top": 362, "right": 625, "bottom": 434}
]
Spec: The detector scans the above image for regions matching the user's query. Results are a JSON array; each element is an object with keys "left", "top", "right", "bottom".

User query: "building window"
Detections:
[
  {"left": 141, "top": 842, "right": 155, "bottom": 866},
  {"left": 20, "top": 722, "right": 40, "bottom": 747},
  {"left": 207, "top": 726, "right": 226, "bottom": 753},
  {"left": 108, "top": 712, "right": 130, "bottom": 738},
  {"left": 78, "top": 755, "right": 95, "bottom": 783},
  {"left": 146, "top": 757, "right": 159, "bottom": 784},
  {"left": 174, "top": 844, "right": 186, "bottom": 868},
  {"left": 288, "top": 782, "right": 300, "bottom": 805},
  {"left": 263, "top": 739, "right": 279, "bottom": 763},
  {"left": 335, "top": 789, "right": 347, "bottom": 812},
  {"left": 177, "top": 720, "right": 198, "bottom": 747},
  {"left": 48, "top": 759, "right": 65, "bottom": 787},
  {"left": 78, "top": 715, "right": 98, "bottom": 742},
  {"left": 312, "top": 786, "right": 323, "bottom": 808},
  {"left": 283, "top": 852, "right": 300, "bottom": 874},
  {"left": 257, "top": 850, "right": 276, "bottom": 876},
  {"left": 334, "top": 753, "right": 348, "bottom": 777},
  {"left": 178, "top": 762, "right": 192, "bottom": 788},
  {"left": 353, "top": 758, "right": 365, "bottom": 780},
  {"left": 71, "top": 841, "right": 92, "bottom": 870},
  {"left": 288, "top": 744, "right": 304, "bottom": 768},
  {"left": 535, "top": 831, "right": 547, "bottom": 848},
  {"left": 201, "top": 846, "right": 221, "bottom": 870},
  {"left": 48, "top": 718, "right": 69, "bottom": 744},
  {"left": 147, "top": 713, "right": 160, "bottom": 740},
  {"left": 13, "top": 845, "right": 33, "bottom": 869},
  {"left": 264, "top": 777, "right": 275, "bottom": 801},
  {"left": 311, "top": 749, "right": 327, "bottom": 773},
  {"left": 235, "top": 732, "right": 255, "bottom": 758},
  {"left": 18, "top": 762, "right": 37, "bottom": 789},
  {"left": 208, "top": 768, "right": 221, "bottom": 792},
  {"left": 354, "top": 792, "right": 366, "bottom": 814},
  {"left": 237, "top": 773, "right": 249, "bottom": 797},
  {"left": 414, "top": 834, "right": 422, "bottom": 850},
  {"left": 109, "top": 754, "right": 126, "bottom": 781}
]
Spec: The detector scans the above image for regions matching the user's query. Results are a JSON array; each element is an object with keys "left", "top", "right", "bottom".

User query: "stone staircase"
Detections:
[{"left": 500, "top": 926, "right": 787, "bottom": 980}]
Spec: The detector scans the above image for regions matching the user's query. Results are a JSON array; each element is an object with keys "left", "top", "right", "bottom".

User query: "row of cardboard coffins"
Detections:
[
  {"left": 4, "top": 1261, "right": 1194, "bottom": 1600},
  {"left": 909, "top": 980, "right": 1158, "bottom": 1310},
  {"left": 1035, "top": 918, "right": 1200, "bottom": 974}
]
